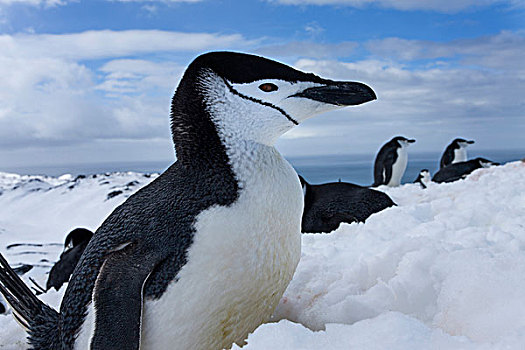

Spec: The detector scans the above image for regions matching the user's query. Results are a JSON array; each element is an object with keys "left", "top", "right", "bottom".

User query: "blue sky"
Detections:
[{"left": 0, "top": 0, "right": 524, "bottom": 170}]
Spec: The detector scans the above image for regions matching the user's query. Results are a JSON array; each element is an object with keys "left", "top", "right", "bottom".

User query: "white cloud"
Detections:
[
  {"left": 256, "top": 41, "right": 358, "bottom": 58},
  {"left": 0, "top": 0, "right": 199, "bottom": 6},
  {"left": 112, "top": 0, "right": 201, "bottom": 2},
  {"left": 0, "top": 30, "right": 247, "bottom": 60},
  {"left": 277, "top": 49, "right": 524, "bottom": 155},
  {"left": 366, "top": 31, "right": 525, "bottom": 72},
  {"left": 267, "top": 0, "right": 514, "bottom": 13},
  {"left": 1, "top": 28, "right": 523, "bottom": 169},
  {"left": 0, "top": 29, "right": 247, "bottom": 153},
  {"left": 96, "top": 59, "right": 184, "bottom": 94},
  {"left": 0, "top": 0, "right": 69, "bottom": 6}
]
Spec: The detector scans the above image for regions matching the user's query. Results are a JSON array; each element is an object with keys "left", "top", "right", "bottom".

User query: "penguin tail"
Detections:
[{"left": 0, "top": 252, "right": 58, "bottom": 331}]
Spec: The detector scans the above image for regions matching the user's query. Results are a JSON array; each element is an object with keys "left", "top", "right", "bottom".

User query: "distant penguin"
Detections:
[
  {"left": 373, "top": 136, "right": 416, "bottom": 187},
  {"left": 0, "top": 52, "right": 376, "bottom": 350},
  {"left": 46, "top": 228, "right": 93, "bottom": 291},
  {"left": 432, "top": 157, "right": 499, "bottom": 183},
  {"left": 440, "top": 138, "right": 475, "bottom": 169},
  {"left": 413, "top": 169, "right": 431, "bottom": 189},
  {"left": 299, "top": 175, "right": 395, "bottom": 233}
]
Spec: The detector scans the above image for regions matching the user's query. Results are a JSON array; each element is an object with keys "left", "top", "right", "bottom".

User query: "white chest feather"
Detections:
[
  {"left": 387, "top": 147, "right": 408, "bottom": 187},
  {"left": 141, "top": 144, "right": 303, "bottom": 350},
  {"left": 453, "top": 148, "right": 467, "bottom": 164}
]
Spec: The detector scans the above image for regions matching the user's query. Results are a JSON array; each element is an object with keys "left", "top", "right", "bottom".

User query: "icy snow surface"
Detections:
[{"left": 1, "top": 162, "right": 524, "bottom": 349}]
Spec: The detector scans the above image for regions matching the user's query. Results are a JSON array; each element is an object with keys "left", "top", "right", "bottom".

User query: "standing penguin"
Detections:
[
  {"left": 372, "top": 136, "right": 415, "bottom": 187},
  {"left": 432, "top": 157, "right": 499, "bottom": 183},
  {"left": 413, "top": 169, "right": 431, "bottom": 189},
  {"left": 440, "top": 138, "right": 475, "bottom": 169},
  {"left": 0, "top": 52, "right": 376, "bottom": 350}
]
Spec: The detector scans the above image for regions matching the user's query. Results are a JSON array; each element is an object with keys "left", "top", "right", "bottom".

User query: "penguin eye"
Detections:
[{"left": 259, "top": 83, "right": 278, "bottom": 92}]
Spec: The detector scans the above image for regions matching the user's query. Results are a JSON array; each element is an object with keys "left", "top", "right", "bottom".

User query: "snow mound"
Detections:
[
  {"left": 237, "top": 161, "right": 525, "bottom": 349},
  {"left": 1, "top": 162, "right": 524, "bottom": 349}
]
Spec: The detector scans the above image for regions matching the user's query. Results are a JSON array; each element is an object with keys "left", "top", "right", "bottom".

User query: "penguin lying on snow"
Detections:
[
  {"left": 373, "top": 136, "right": 415, "bottom": 187},
  {"left": 0, "top": 52, "right": 376, "bottom": 350},
  {"left": 413, "top": 169, "right": 430, "bottom": 189},
  {"left": 299, "top": 175, "right": 395, "bottom": 233},
  {"left": 432, "top": 158, "right": 499, "bottom": 183},
  {"left": 46, "top": 228, "right": 93, "bottom": 291},
  {"left": 440, "top": 138, "right": 475, "bottom": 169}
]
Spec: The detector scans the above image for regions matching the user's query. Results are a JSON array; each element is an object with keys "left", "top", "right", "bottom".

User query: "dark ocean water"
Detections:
[{"left": 2, "top": 149, "right": 523, "bottom": 187}]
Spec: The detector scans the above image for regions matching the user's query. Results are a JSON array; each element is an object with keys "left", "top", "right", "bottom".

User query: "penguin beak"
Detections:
[
  {"left": 408, "top": 139, "right": 416, "bottom": 143},
  {"left": 467, "top": 140, "right": 475, "bottom": 144},
  {"left": 291, "top": 81, "right": 376, "bottom": 106}
]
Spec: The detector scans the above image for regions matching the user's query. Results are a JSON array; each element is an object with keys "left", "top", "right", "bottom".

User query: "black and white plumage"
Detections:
[
  {"left": 372, "top": 136, "right": 415, "bottom": 187},
  {"left": 46, "top": 228, "right": 93, "bottom": 292},
  {"left": 0, "top": 52, "right": 376, "bottom": 350},
  {"left": 432, "top": 158, "right": 499, "bottom": 183},
  {"left": 439, "top": 138, "right": 475, "bottom": 169},
  {"left": 299, "top": 176, "right": 395, "bottom": 233},
  {"left": 413, "top": 169, "right": 431, "bottom": 189}
]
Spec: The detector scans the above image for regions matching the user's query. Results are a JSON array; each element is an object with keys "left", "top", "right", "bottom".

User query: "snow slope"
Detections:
[{"left": 1, "top": 162, "right": 524, "bottom": 349}]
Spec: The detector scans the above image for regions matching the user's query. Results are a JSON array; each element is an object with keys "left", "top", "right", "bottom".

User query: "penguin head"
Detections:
[
  {"left": 476, "top": 157, "right": 499, "bottom": 168},
  {"left": 173, "top": 52, "right": 376, "bottom": 147},
  {"left": 419, "top": 169, "right": 431, "bottom": 182},
  {"left": 63, "top": 228, "right": 93, "bottom": 252},
  {"left": 454, "top": 138, "right": 475, "bottom": 148},
  {"left": 393, "top": 136, "right": 416, "bottom": 148}
]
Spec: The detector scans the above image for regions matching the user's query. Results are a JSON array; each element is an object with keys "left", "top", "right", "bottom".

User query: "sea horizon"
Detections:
[{"left": 1, "top": 149, "right": 523, "bottom": 187}]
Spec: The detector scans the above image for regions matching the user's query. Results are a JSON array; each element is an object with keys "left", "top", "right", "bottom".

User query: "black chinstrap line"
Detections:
[{"left": 222, "top": 78, "right": 299, "bottom": 126}]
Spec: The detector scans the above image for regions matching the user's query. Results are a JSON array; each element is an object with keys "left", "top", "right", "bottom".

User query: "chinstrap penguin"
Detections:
[
  {"left": 0, "top": 51, "right": 376, "bottom": 350},
  {"left": 413, "top": 169, "right": 431, "bottom": 189},
  {"left": 299, "top": 175, "right": 395, "bottom": 233},
  {"left": 432, "top": 157, "right": 499, "bottom": 183},
  {"left": 372, "top": 136, "right": 415, "bottom": 187},
  {"left": 46, "top": 228, "right": 94, "bottom": 292},
  {"left": 440, "top": 138, "right": 475, "bottom": 169}
]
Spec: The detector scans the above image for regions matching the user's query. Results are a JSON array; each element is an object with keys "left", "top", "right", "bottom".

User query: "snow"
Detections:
[{"left": 1, "top": 161, "right": 524, "bottom": 349}]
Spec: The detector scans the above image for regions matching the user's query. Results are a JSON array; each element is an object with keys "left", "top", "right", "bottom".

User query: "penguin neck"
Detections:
[
  {"left": 170, "top": 75, "right": 232, "bottom": 171},
  {"left": 220, "top": 136, "right": 284, "bottom": 189},
  {"left": 453, "top": 147, "right": 467, "bottom": 163},
  {"left": 171, "top": 79, "right": 284, "bottom": 190}
]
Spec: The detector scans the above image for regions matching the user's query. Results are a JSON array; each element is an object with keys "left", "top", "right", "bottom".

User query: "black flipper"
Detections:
[
  {"left": 381, "top": 151, "right": 395, "bottom": 185},
  {"left": 440, "top": 146, "right": 454, "bottom": 169},
  {"left": 372, "top": 146, "right": 396, "bottom": 186},
  {"left": 91, "top": 241, "right": 163, "bottom": 350}
]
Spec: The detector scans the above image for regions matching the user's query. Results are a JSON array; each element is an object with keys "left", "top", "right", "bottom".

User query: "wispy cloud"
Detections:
[
  {"left": 366, "top": 31, "right": 525, "bottom": 72},
  {"left": 111, "top": 0, "right": 201, "bottom": 2},
  {"left": 266, "top": 0, "right": 514, "bottom": 13},
  {"left": 0, "top": 0, "right": 200, "bottom": 6},
  {"left": 256, "top": 41, "right": 358, "bottom": 58},
  {"left": 0, "top": 0, "right": 69, "bottom": 6},
  {"left": 0, "top": 30, "right": 247, "bottom": 60},
  {"left": 96, "top": 59, "right": 184, "bottom": 95}
]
